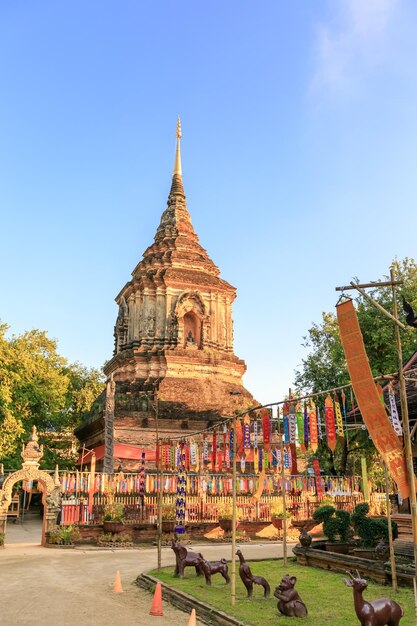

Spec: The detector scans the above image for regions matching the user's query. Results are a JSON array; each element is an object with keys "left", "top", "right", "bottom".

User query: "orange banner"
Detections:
[{"left": 337, "top": 299, "right": 413, "bottom": 499}]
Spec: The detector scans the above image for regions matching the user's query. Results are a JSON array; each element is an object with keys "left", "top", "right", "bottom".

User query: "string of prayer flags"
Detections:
[
  {"left": 296, "top": 403, "right": 305, "bottom": 450},
  {"left": 313, "top": 459, "right": 325, "bottom": 497},
  {"left": 388, "top": 383, "right": 403, "bottom": 436},
  {"left": 262, "top": 409, "right": 271, "bottom": 451},
  {"left": 309, "top": 401, "right": 318, "bottom": 452},
  {"left": 325, "top": 395, "right": 337, "bottom": 452},
  {"left": 175, "top": 462, "right": 187, "bottom": 535},
  {"left": 253, "top": 420, "right": 258, "bottom": 448},
  {"left": 139, "top": 451, "right": 146, "bottom": 494},
  {"left": 334, "top": 394, "right": 345, "bottom": 441}
]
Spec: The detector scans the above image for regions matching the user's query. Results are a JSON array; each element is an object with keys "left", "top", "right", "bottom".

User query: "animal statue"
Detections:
[
  {"left": 199, "top": 558, "right": 230, "bottom": 586},
  {"left": 298, "top": 528, "right": 312, "bottom": 550},
  {"left": 343, "top": 570, "right": 403, "bottom": 626},
  {"left": 171, "top": 537, "right": 205, "bottom": 578},
  {"left": 236, "top": 549, "right": 270, "bottom": 597},
  {"left": 274, "top": 574, "right": 308, "bottom": 618}
]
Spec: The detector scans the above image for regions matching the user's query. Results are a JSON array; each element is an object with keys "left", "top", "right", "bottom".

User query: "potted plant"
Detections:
[
  {"left": 48, "top": 525, "right": 80, "bottom": 546},
  {"left": 217, "top": 502, "right": 241, "bottom": 532},
  {"left": 351, "top": 503, "right": 397, "bottom": 560},
  {"left": 269, "top": 499, "right": 291, "bottom": 530},
  {"left": 103, "top": 501, "right": 125, "bottom": 534},
  {"left": 312, "top": 505, "right": 351, "bottom": 554},
  {"left": 161, "top": 504, "right": 176, "bottom": 533}
]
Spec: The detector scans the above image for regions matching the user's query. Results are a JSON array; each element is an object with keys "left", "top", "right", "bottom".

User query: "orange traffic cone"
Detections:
[
  {"left": 113, "top": 570, "right": 123, "bottom": 593},
  {"left": 149, "top": 581, "right": 163, "bottom": 616},
  {"left": 187, "top": 608, "right": 196, "bottom": 626}
]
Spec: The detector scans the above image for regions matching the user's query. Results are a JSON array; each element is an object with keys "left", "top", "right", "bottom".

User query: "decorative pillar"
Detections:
[{"left": 103, "top": 376, "right": 115, "bottom": 474}]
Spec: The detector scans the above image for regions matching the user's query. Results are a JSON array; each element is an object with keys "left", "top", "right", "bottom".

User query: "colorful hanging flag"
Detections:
[
  {"left": 317, "top": 405, "right": 323, "bottom": 440},
  {"left": 325, "top": 395, "right": 337, "bottom": 452},
  {"left": 334, "top": 394, "right": 345, "bottom": 441},
  {"left": 282, "top": 403, "right": 290, "bottom": 444},
  {"left": 388, "top": 383, "right": 403, "bottom": 436},
  {"left": 296, "top": 403, "right": 304, "bottom": 449},
  {"left": 289, "top": 403, "right": 296, "bottom": 444},
  {"left": 88, "top": 452, "right": 96, "bottom": 514},
  {"left": 262, "top": 409, "right": 271, "bottom": 451},
  {"left": 303, "top": 403, "right": 309, "bottom": 449},
  {"left": 244, "top": 414, "right": 251, "bottom": 454},
  {"left": 337, "top": 299, "right": 413, "bottom": 499},
  {"left": 236, "top": 419, "right": 244, "bottom": 458},
  {"left": 309, "top": 401, "right": 318, "bottom": 452},
  {"left": 313, "top": 459, "right": 324, "bottom": 496},
  {"left": 212, "top": 431, "right": 217, "bottom": 471}
]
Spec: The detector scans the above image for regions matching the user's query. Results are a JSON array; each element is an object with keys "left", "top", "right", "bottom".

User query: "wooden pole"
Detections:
[
  {"left": 280, "top": 426, "right": 287, "bottom": 566},
  {"left": 390, "top": 267, "right": 417, "bottom": 620},
  {"left": 384, "top": 462, "right": 398, "bottom": 593},
  {"left": 155, "top": 392, "right": 163, "bottom": 571},
  {"left": 231, "top": 417, "right": 237, "bottom": 606}
]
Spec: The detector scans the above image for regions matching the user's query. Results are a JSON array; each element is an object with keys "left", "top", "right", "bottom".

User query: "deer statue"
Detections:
[
  {"left": 236, "top": 549, "right": 270, "bottom": 597},
  {"left": 343, "top": 570, "right": 403, "bottom": 626}
]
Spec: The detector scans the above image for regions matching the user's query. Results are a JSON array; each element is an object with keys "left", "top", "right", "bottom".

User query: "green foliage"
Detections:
[
  {"left": 0, "top": 532, "right": 4, "bottom": 545},
  {"left": 103, "top": 501, "right": 125, "bottom": 522},
  {"left": 295, "top": 258, "right": 417, "bottom": 392},
  {"left": 48, "top": 525, "right": 80, "bottom": 545},
  {"left": 0, "top": 322, "right": 105, "bottom": 469},
  {"left": 312, "top": 505, "right": 351, "bottom": 543},
  {"left": 294, "top": 258, "right": 417, "bottom": 476},
  {"left": 351, "top": 502, "right": 398, "bottom": 548}
]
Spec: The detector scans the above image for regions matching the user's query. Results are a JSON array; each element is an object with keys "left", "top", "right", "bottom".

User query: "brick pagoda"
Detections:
[{"left": 75, "top": 120, "right": 254, "bottom": 470}]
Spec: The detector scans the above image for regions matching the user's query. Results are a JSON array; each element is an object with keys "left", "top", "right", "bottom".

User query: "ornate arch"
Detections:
[
  {"left": 0, "top": 427, "right": 62, "bottom": 545},
  {"left": 174, "top": 291, "right": 207, "bottom": 348}
]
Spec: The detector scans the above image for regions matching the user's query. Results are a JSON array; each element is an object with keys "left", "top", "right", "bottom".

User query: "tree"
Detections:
[
  {"left": 294, "top": 258, "right": 417, "bottom": 477},
  {"left": 0, "top": 323, "right": 105, "bottom": 469},
  {"left": 295, "top": 257, "right": 417, "bottom": 392}
]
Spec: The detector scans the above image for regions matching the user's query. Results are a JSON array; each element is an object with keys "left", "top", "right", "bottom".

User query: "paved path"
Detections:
[{"left": 0, "top": 516, "right": 294, "bottom": 626}]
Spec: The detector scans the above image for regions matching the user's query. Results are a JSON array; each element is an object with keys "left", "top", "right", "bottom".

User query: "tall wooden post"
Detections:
[
  {"left": 279, "top": 421, "right": 287, "bottom": 565},
  {"left": 390, "top": 267, "right": 417, "bottom": 617},
  {"left": 231, "top": 417, "right": 237, "bottom": 606},
  {"left": 384, "top": 463, "right": 398, "bottom": 592},
  {"left": 155, "top": 393, "right": 163, "bottom": 570}
]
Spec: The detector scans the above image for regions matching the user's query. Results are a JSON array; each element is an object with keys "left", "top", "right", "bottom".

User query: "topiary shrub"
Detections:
[
  {"left": 312, "top": 505, "right": 351, "bottom": 543},
  {"left": 351, "top": 502, "right": 397, "bottom": 548}
]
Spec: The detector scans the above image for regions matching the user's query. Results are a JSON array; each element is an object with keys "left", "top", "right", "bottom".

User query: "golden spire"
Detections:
[{"left": 173, "top": 117, "right": 182, "bottom": 177}]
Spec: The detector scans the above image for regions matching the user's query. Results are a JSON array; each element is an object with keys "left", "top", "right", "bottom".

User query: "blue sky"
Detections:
[{"left": 1, "top": 1, "right": 417, "bottom": 403}]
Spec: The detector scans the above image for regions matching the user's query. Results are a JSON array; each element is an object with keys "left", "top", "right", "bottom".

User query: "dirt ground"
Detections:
[{"left": 0, "top": 516, "right": 292, "bottom": 626}]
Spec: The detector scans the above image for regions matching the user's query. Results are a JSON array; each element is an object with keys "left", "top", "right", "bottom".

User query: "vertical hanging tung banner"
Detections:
[
  {"left": 337, "top": 299, "right": 413, "bottom": 499},
  {"left": 325, "top": 395, "right": 337, "bottom": 452},
  {"left": 175, "top": 444, "right": 187, "bottom": 535},
  {"left": 309, "top": 401, "right": 318, "bottom": 453}
]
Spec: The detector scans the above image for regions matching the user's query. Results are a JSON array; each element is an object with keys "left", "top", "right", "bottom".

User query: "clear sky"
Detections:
[{"left": 1, "top": 1, "right": 417, "bottom": 403}]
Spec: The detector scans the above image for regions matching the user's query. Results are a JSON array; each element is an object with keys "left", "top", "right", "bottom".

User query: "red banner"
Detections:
[
  {"left": 325, "top": 395, "right": 337, "bottom": 452},
  {"left": 337, "top": 299, "right": 414, "bottom": 499}
]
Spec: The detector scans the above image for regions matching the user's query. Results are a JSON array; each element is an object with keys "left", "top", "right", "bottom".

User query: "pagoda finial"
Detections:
[{"left": 173, "top": 117, "right": 182, "bottom": 177}]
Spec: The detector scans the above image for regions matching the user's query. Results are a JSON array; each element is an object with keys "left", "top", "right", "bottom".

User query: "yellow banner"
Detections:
[{"left": 337, "top": 299, "right": 413, "bottom": 499}]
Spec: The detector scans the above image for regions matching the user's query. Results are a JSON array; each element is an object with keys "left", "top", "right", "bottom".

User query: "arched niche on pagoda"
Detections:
[{"left": 175, "top": 291, "right": 206, "bottom": 349}]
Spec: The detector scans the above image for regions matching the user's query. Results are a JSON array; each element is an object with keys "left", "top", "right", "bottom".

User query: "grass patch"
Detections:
[{"left": 149, "top": 559, "right": 414, "bottom": 625}]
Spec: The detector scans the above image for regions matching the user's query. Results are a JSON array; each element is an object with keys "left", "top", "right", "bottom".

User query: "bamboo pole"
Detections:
[
  {"left": 231, "top": 417, "right": 237, "bottom": 606},
  {"left": 384, "top": 463, "right": 398, "bottom": 593},
  {"left": 155, "top": 392, "right": 163, "bottom": 570},
  {"left": 390, "top": 267, "right": 417, "bottom": 620},
  {"left": 280, "top": 427, "right": 287, "bottom": 566}
]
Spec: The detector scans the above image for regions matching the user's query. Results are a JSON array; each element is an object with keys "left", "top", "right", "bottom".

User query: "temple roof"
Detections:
[{"left": 131, "top": 119, "right": 226, "bottom": 282}]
